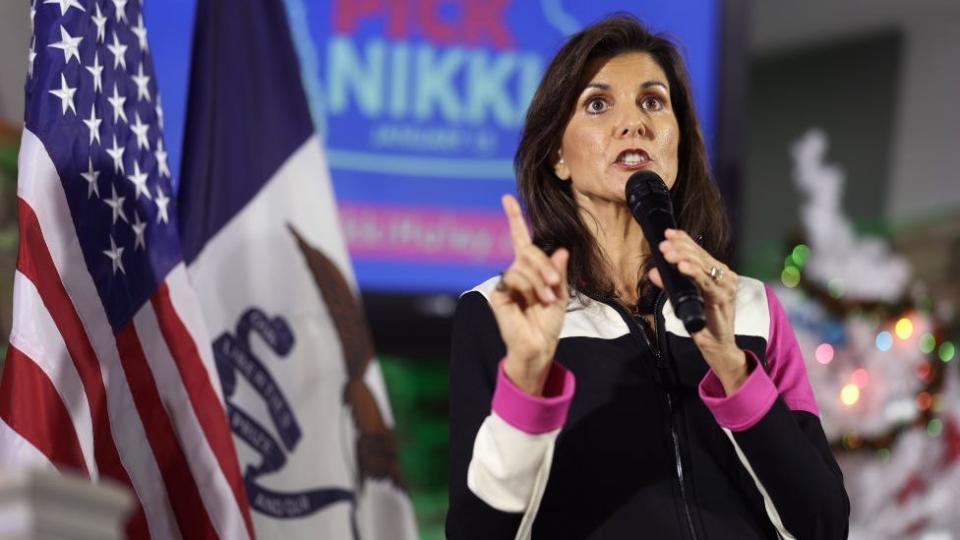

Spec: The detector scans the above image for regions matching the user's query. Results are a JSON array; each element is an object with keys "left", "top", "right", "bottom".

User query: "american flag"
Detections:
[{"left": 0, "top": 1, "right": 255, "bottom": 538}]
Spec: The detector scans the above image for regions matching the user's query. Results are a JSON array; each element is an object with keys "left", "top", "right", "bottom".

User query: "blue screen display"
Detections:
[{"left": 148, "top": 0, "right": 719, "bottom": 294}]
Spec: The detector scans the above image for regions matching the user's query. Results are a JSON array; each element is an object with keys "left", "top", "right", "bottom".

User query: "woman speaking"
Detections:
[{"left": 446, "top": 14, "right": 850, "bottom": 540}]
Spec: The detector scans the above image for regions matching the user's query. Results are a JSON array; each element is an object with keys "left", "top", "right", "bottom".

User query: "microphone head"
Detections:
[{"left": 626, "top": 170, "right": 670, "bottom": 214}]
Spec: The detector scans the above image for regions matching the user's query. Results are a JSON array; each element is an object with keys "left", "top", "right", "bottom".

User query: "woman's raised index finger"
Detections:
[{"left": 501, "top": 194, "right": 532, "bottom": 250}]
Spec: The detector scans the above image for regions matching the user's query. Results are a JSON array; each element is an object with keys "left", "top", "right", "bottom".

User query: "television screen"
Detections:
[{"left": 149, "top": 0, "right": 719, "bottom": 293}]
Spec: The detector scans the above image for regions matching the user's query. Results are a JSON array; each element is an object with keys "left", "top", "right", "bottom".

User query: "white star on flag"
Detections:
[
  {"left": 131, "top": 112, "right": 150, "bottom": 150},
  {"left": 91, "top": 3, "right": 107, "bottom": 43},
  {"left": 155, "top": 95, "right": 164, "bottom": 129},
  {"left": 106, "top": 134, "right": 125, "bottom": 173},
  {"left": 80, "top": 157, "right": 101, "bottom": 199},
  {"left": 86, "top": 52, "right": 104, "bottom": 93},
  {"left": 48, "top": 25, "right": 83, "bottom": 65},
  {"left": 43, "top": 0, "right": 85, "bottom": 16},
  {"left": 102, "top": 235, "right": 125, "bottom": 275},
  {"left": 126, "top": 161, "right": 151, "bottom": 200},
  {"left": 154, "top": 185, "right": 170, "bottom": 224},
  {"left": 155, "top": 138, "right": 170, "bottom": 178},
  {"left": 108, "top": 83, "right": 127, "bottom": 124},
  {"left": 131, "top": 212, "right": 147, "bottom": 250},
  {"left": 107, "top": 31, "right": 128, "bottom": 70},
  {"left": 131, "top": 14, "right": 149, "bottom": 52},
  {"left": 131, "top": 63, "right": 151, "bottom": 102},
  {"left": 28, "top": 38, "right": 37, "bottom": 78},
  {"left": 103, "top": 184, "right": 128, "bottom": 224},
  {"left": 83, "top": 103, "right": 102, "bottom": 145},
  {"left": 49, "top": 73, "right": 77, "bottom": 115},
  {"left": 111, "top": 0, "right": 128, "bottom": 23}
]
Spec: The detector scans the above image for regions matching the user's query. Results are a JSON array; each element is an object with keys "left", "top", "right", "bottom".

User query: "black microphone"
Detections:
[{"left": 626, "top": 171, "right": 706, "bottom": 333}]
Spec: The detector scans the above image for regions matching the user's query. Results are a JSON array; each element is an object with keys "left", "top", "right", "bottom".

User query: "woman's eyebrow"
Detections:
[
  {"left": 584, "top": 80, "right": 669, "bottom": 91},
  {"left": 641, "top": 80, "right": 669, "bottom": 90}
]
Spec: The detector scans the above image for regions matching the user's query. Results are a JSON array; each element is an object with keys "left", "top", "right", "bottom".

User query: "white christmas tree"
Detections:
[
  {"left": 772, "top": 128, "right": 960, "bottom": 539},
  {"left": 846, "top": 369, "right": 960, "bottom": 539},
  {"left": 791, "top": 128, "right": 910, "bottom": 302}
]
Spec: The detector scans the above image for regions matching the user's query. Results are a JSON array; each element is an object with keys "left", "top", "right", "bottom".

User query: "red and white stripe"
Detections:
[
  {"left": 7, "top": 269, "right": 95, "bottom": 477},
  {"left": 0, "top": 129, "right": 255, "bottom": 539}
]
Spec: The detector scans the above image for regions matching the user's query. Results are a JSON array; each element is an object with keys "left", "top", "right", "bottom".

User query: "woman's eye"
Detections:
[
  {"left": 641, "top": 95, "right": 664, "bottom": 111},
  {"left": 585, "top": 97, "right": 608, "bottom": 114}
]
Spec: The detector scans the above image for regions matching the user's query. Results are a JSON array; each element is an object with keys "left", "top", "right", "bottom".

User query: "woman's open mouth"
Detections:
[{"left": 614, "top": 148, "right": 652, "bottom": 170}]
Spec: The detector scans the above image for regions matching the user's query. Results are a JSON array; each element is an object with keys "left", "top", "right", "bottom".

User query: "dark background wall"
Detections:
[{"left": 742, "top": 31, "right": 903, "bottom": 277}]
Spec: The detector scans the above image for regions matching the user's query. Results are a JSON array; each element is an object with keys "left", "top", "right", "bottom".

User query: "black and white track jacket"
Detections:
[{"left": 447, "top": 275, "right": 850, "bottom": 539}]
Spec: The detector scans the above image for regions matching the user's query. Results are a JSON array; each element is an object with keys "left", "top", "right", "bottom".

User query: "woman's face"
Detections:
[{"left": 554, "top": 52, "right": 680, "bottom": 205}]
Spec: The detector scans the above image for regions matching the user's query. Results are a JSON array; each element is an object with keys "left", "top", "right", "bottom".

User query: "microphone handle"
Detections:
[{"left": 643, "top": 208, "right": 707, "bottom": 333}]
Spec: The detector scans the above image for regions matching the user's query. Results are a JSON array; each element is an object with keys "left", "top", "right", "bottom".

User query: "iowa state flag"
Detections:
[{"left": 176, "top": 0, "right": 417, "bottom": 538}]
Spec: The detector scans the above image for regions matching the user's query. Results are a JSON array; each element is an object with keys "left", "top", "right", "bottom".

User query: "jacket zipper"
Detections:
[
  {"left": 666, "top": 393, "right": 698, "bottom": 540},
  {"left": 651, "top": 293, "right": 698, "bottom": 540},
  {"left": 615, "top": 292, "right": 699, "bottom": 540}
]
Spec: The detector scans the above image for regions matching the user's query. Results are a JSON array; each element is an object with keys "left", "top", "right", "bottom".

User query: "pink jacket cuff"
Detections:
[
  {"left": 491, "top": 358, "right": 575, "bottom": 435},
  {"left": 699, "top": 350, "right": 777, "bottom": 432}
]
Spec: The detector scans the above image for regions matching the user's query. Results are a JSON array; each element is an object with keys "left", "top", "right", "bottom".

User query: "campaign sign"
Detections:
[
  {"left": 291, "top": 0, "right": 719, "bottom": 293},
  {"left": 147, "top": 1, "right": 719, "bottom": 294}
]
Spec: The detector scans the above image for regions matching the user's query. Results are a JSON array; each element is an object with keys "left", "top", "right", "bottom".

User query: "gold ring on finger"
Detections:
[{"left": 708, "top": 265, "right": 724, "bottom": 283}]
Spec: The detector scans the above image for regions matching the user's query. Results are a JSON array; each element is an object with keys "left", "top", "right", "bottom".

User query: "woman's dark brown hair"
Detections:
[{"left": 515, "top": 14, "right": 729, "bottom": 306}]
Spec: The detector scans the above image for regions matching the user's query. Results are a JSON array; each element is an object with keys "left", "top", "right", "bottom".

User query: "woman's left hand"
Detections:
[{"left": 649, "top": 229, "right": 749, "bottom": 395}]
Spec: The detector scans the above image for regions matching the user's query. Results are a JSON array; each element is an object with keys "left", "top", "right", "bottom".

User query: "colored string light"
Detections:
[
  {"left": 827, "top": 278, "right": 845, "bottom": 298},
  {"left": 842, "top": 432, "right": 862, "bottom": 449},
  {"left": 894, "top": 317, "right": 913, "bottom": 340},
  {"left": 815, "top": 343, "right": 834, "bottom": 365},
  {"left": 875, "top": 331, "right": 893, "bottom": 352},
  {"left": 851, "top": 368, "right": 869, "bottom": 388},
  {"left": 939, "top": 341, "right": 956, "bottom": 363},
  {"left": 841, "top": 384, "right": 860, "bottom": 406},
  {"left": 781, "top": 266, "right": 800, "bottom": 288},
  {"left": 791, "top": 244, "right": 810, "bottom": 266},
  {"left": 916, "top": 362, "right": 932, "bottom": 381}
]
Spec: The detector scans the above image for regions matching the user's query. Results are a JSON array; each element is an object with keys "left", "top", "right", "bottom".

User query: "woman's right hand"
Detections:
[{"left": 489, "top": 194, "right": 569, "bottom": 396}]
